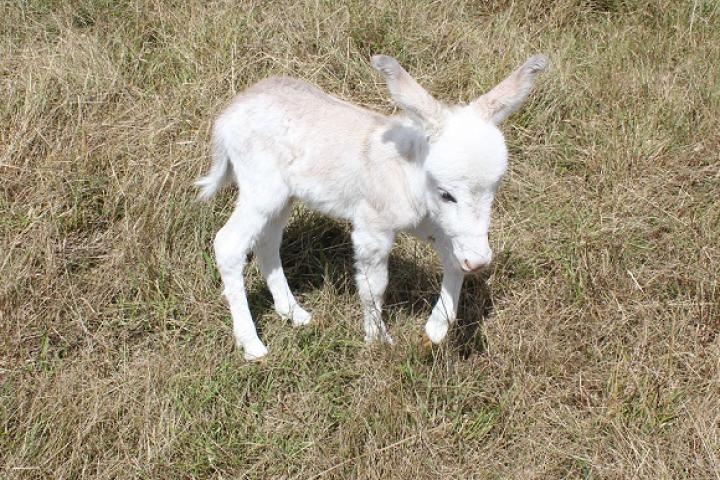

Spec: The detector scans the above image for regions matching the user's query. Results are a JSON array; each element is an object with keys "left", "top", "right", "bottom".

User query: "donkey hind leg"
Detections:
[
  {"left": 214, "top": 201, "right": 282, "bottom": 361},
  {"left": 254, "top": 204, "right": 311, "bottom": 327}
]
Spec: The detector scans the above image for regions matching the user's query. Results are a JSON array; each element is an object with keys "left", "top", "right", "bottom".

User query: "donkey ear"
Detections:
[
  {"left": 473, "top": 54, "right": 547, "bottom": 124},
  {"left": 371, "top": 55, "right": 444, "bottom": 136}
]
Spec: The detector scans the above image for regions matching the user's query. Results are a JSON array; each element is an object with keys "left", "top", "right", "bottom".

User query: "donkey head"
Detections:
[{"left": 373, "top": 54, "right": 546, "bottom": 273}]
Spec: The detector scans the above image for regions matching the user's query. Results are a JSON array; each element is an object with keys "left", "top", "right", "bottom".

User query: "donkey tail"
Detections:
[{"left": 194, "top": 133, "right": 234, "bottom": 201}]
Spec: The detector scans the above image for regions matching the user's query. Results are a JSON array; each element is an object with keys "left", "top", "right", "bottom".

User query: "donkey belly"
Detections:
[{"left": 288, "top": 172, "right": 362, "bottom": 222}]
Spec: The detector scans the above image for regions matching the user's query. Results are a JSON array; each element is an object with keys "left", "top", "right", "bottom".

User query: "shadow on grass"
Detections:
[{"left": 246, "top": 212, "right": 494, "bottom": 357}]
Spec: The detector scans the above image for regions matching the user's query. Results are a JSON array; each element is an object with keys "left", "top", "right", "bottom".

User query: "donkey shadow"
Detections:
[{"left": 246, "top": 211, "right": 494, "bottom": 357}]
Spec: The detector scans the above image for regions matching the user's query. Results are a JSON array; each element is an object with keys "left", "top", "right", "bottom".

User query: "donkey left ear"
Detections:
[
  {"left": 473, "top": 54, "right": 547, "bottom": 124},
  {"left": 372, "top": 55, "right": 445, "bottom": 136}
]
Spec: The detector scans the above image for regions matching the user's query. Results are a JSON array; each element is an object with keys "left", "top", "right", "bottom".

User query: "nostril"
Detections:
[
  {"left": 463, "top": 259, "right": 481, "bottom": 272},
  {"left": 462, "top": 259, "right": 481, "bottom": 273},
  {"left": 462, "top": 255, "right": 492, "bottom": 273}
]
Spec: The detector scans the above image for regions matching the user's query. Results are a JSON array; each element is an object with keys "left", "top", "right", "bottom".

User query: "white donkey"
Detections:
[{"left": 197, "top": 54, "right": 546, "bottom": 360}]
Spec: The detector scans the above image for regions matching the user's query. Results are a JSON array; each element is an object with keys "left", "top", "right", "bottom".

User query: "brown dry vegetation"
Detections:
[{"left": 2, "top": 0, "right": 720, "bottom": 478}]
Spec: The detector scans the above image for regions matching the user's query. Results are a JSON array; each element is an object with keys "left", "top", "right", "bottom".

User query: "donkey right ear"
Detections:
[
  {"left": 371, "top": 55, "right": 444, "bottom": 136},
  {"left": 472, "top": 54, "right": 547, "bottom": 125}
]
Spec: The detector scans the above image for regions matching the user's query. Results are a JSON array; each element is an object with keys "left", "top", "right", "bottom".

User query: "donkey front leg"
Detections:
[
  {"left": 351, "top": 227, "right": 395, "bottom": 344},
  {"left": 424, "top": 244, "right": 465, "bottom": 344}
]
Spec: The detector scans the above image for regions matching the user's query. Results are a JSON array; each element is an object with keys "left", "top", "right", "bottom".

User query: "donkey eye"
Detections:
[{"left": 440, "top": 190, "right": 457, "bottom": 203}]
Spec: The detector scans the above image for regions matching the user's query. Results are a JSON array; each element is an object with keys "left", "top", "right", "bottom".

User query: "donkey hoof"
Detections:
[
  {"left": 244, "top": 349, "right": 268, "bottom": 362},
  {"left": 242, "top": 341, "right": 269, "bottom": 362},
  {"left": 291, "top": 308, "right": 312, "bottom": 327},
  {"left": 424, "top": 319, "right": 449, "bottom": 345},
  {"left": 420, "top": 332, "right": 434, "bottom": 353},
  {"left": 364, "top": 331, "right": 394, "bottom": 345}
]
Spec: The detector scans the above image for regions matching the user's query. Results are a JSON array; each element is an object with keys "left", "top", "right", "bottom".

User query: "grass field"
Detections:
[{"left": 2, "top": 0, "right": 719, "bottom": 478}]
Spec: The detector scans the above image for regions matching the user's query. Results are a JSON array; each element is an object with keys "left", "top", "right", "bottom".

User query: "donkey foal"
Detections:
[{"left": 196, "top": 54, "right": 546, "bottom": 360}]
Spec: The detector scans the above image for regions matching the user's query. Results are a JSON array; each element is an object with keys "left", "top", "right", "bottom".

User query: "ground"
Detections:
[{"left": 2, "top": 0, "right": 719, "bottom": 478}]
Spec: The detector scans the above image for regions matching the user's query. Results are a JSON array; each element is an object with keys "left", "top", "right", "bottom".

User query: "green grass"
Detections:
[{"left": 2, "top": 0, "right": 719, "bottom": 478}]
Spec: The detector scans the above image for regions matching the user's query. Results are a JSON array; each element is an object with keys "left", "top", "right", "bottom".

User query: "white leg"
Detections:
[
  {"left": 214, "top": 203, "right": 276, "bottom": 361},
  {"left": 425, "top": 244, "right": 465, "bottom": 344},
  {"left": 351, "top": 226, "right": 395, "bottom": 344},
  {"left": 254, "top": 204, "right": 311, "bottom": 327}
]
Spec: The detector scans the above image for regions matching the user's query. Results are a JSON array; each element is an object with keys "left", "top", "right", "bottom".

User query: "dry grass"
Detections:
[{"left": 2, "top": 0, "right": 719, "bottom": 478}]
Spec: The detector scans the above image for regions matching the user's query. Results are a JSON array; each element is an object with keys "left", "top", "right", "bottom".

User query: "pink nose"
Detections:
[{"left": 461, "top": 253, "right": 492, "bottom": 273}]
